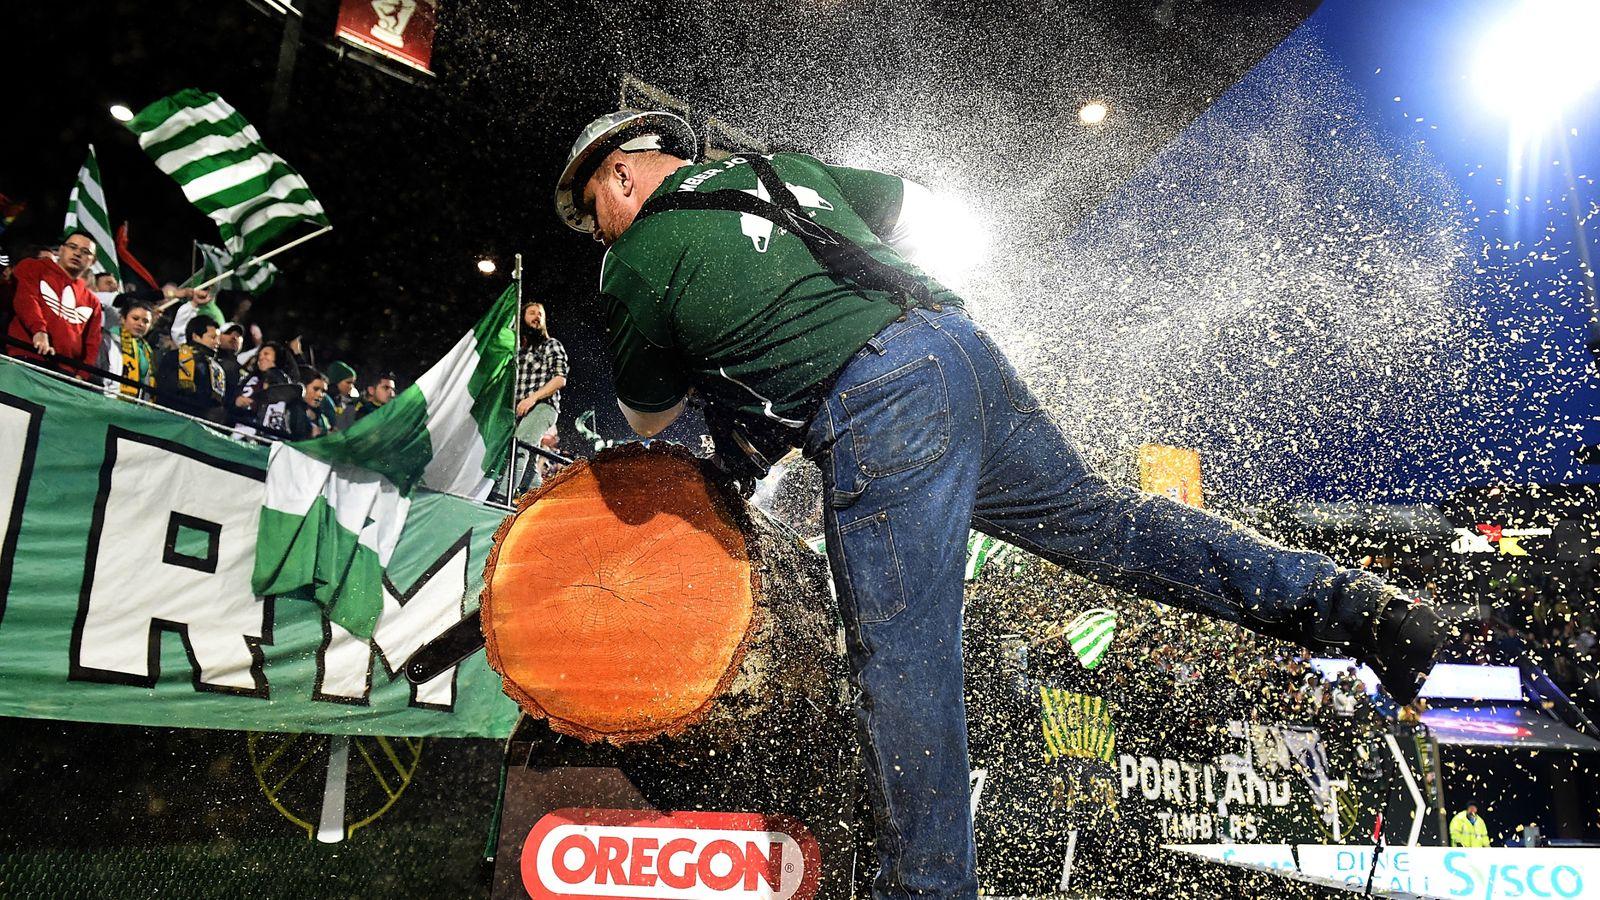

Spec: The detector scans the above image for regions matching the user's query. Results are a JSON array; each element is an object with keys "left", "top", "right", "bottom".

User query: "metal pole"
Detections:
[
  {"left": 1363, "top": 811, "right": 1383, "bottom": 895},
  {"left": 315, "top": 735, "right": 350, "bottom": 844},
  {"left": 162, "top": 224, "right": 333, "bottom": 310},
  {"left": 268, "top": 6, "right": 303, "bottom": 129},
  {"left": 511, "top": 253, "right": 523, "bottom": 489}
]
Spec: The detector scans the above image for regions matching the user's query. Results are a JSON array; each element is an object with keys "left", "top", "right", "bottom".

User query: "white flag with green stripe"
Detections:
[
  {"left": 252, "top": 284, "right": 517, "bottom": 637},
  {"left": 195, "top": 242, "right": 278, "bottom": 295},
  {"left": 1064, "top": 607, "right": 1117, "bottom": 670},
  {"left": 62, "top": 145, "right": 121, "bottom": 282},
  {"left": 125, "top": 89, "right": 329, "bottom": 260}
]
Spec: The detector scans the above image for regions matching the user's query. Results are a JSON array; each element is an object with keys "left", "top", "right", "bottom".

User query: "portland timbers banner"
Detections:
[{"left": 0, "top": 359, "right": 519, "bottom": 738}]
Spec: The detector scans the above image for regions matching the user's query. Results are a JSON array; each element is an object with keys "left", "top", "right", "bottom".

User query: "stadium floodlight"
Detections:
[
  {"left": 1471, "top": 0, "right": 1600, "bottom": 123},
  {"left": 109, "top": 104, "right": 134, "bottom": 122},
  {"left": 1078, "top": 101, "right": 1109, "bottom": 125},
  {"left": 477, "top": 258, "right": 497, "bottom": 275}
]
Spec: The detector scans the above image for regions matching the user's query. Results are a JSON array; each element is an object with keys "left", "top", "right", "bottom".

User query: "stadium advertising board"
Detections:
[
  {"left": 521, "top": 809, "right": 821, "bottom": 900},
  {"left": 1117, "top": 717, "right": 1391, "bottom": 845},
  {"left": 1175, "top": 844, "right": 1598, "bottom": 899}
]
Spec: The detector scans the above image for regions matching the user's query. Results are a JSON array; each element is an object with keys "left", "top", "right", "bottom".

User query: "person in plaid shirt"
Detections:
[{"left": 502, "top": 301, "right": 568, "bottom": 497}]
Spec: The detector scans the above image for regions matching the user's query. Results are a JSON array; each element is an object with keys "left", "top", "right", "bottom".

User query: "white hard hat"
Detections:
[{"left": 555, "top": 110, "right": 698, "bottom": 233}]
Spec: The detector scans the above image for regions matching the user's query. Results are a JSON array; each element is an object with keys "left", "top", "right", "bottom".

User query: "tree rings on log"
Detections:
[{"left": 482, "top": 443, "right": 840, "bottom": 746}]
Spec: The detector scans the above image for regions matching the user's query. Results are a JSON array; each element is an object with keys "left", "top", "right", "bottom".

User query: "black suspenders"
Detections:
[{"left": 637, "top": 154, "right": 937, "bottom": 312}]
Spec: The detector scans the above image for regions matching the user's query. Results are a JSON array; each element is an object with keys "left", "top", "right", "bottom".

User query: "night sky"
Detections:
[{"left": 2, "top": 0, "right": 1312, "bottom": 447}]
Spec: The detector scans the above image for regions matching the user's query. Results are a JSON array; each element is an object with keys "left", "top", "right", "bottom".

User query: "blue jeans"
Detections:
[{"left": 802, "top": 308, "right": 1375, "bottom": 898}]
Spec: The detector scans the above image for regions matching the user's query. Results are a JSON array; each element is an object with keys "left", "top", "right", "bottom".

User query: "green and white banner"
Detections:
[
  {"left": 252, "top": 283, "right": 517, "bottom": 639},
  {"left": 0, "top": 359, "right": 518, "bottom": 738}
]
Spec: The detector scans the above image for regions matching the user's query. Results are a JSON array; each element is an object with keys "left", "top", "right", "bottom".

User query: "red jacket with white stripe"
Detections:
[{"left": 5, "top": 257, "right": 102, "bottom": 372}]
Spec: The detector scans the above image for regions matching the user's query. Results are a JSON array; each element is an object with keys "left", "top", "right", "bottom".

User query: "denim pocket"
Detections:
[
  {"left": 972, "top": 328, "right": 1039, "bottom": 414},
  {"left": 835, "top": 510, "right": 908, "bottom": 624},
  {"left": 838, "top": 356, "right": 950, "bottom": 477},
  {"left": 819, "top": 402, "right": 869, "bottom": 510}
]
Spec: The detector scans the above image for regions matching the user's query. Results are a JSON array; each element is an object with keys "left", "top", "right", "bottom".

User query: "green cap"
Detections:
[{"left": 326, "top": 360, "right": 357, "bottom": 386}]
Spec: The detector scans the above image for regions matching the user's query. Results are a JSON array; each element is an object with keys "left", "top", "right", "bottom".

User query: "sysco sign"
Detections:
[
  {"left": 1440, "top": 850, "right": 1586, "bottom": 899},
  {"left": 522, "top": 808, "right": 821, "bottom": 900},
  {"left": 1178, "top": 844, "right": 1596, "bottom": 899}
]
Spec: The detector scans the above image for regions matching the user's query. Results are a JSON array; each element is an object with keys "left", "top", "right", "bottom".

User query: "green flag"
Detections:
[
  {"left": 965, "top": 532, "right": 1023, "bottom": 579},
  {"left": 125, "top": 89, "right": 329, "bottom": 260},
  {"left": 194, "top": 242, "right": 278, "bottom": 295},
  {"left": 62, "top": 145, "right": 121, "bottom": 282},
  {"left": 252, "top": 284, "right": 517, "bottom": 637}
]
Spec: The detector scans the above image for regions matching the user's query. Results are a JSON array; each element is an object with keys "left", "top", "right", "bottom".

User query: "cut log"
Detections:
[{"left": 481, "top": 443, "right": 842, "bottom": 746}]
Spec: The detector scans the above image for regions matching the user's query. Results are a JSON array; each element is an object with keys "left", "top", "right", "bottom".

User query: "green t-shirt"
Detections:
[
  {"left": 196, "top": 300, "right": 226, "bottom": 327},
  {"left": 600, "top": 152, "right": 962, "bottom": 425}
]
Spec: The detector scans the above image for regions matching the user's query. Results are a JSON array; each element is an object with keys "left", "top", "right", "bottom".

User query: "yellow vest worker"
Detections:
[{"left": 1450, "top": 805, "right": 1491, "bottom": 847}]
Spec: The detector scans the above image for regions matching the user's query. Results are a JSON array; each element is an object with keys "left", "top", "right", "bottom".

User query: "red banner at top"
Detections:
[{"left": 335, "top": 0, "right": 437, "bottom": 75}]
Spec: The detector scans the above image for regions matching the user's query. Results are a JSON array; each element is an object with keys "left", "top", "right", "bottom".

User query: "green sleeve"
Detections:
[
  {"left": 816, "top": 160, "right": 907, "bottom": 242},
  {"left": 601, "top": 253, "right": 690, "bottom": 413}
]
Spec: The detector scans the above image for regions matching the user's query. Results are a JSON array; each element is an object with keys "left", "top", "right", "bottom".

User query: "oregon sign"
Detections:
[{"left": 522, "top": 809, "right": 821, "bottom": 900}]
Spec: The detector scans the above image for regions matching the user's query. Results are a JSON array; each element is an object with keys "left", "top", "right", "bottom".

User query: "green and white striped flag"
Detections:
[
  {"left": 806, "top": 530, "right": 1027, "bottom": 582},
  {"left": 195, "top": 242, "right": 278, "bottom": 295},
  {"left": 965, "top": 532, "right": 1024, "bottom": 579},
  {"left": 124, "top": 89, "right": 329, "bottom": 260},
  {"left": 62, "top": 145, "right": 121, "bottom": 282},
  {"left": 252, "top": 284, "right": 517, "bottom": 637},
  {"left": 1063, "top": 607, "right": 1117, "bottom": 670}
]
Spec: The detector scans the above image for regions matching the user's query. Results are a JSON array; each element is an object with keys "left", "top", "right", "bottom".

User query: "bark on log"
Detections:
[{"left": 481, "top": 443, "right": 842, "bottom": 746}]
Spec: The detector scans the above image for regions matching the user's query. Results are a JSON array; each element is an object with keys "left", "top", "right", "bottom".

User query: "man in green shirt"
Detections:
[
  {"left": 579, "top": 142, "right": 956, "bottom": 436},
  {"left": 556, "top": 110, "right": 1450, "bottom": 898}
]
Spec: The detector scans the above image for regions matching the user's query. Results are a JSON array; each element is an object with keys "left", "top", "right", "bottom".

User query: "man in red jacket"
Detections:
[{"left": 6, "top": 230, "right": 101, "bottom": 376}]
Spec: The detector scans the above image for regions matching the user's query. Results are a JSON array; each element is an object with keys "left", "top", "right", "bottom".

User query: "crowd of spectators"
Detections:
[
  {"left": 1, "top": 232, "right": 398, "bottom": 442},
  {"left": 3, "top": 231, "right": 571, "bottom": 506},
  {"left": 1119, "top": 611, "right": 1396, "bottom": 738},
  {"left": 1545, "top": 613, "right": 1599, "bottom": 684},
  {"left": 1467, "top": 578, "right": 1600, "bottom": 722}
]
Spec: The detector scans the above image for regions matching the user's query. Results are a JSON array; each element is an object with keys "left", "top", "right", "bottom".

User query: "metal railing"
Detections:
[
  {"left": 2, "top": 338, "right": 288, "bottom": 444},
  {"left": 1, "top": 344, "right": 578, "bottom": 511}
]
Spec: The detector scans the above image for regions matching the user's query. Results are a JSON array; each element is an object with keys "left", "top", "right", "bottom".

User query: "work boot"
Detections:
[{"left": 1351, "top": 584, "right": 1451, "bottom": 706}]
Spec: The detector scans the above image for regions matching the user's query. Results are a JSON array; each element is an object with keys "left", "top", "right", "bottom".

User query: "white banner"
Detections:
[{"left": 1171, "top": 844, "right": 1599, "bottom": 899}]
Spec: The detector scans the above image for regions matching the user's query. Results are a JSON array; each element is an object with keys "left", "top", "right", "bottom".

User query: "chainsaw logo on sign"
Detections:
[{"left": 522, "top": 808, "right": 821, "bottom": 900}]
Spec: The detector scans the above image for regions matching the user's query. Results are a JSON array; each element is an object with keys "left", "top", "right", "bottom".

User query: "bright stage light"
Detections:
[
  {"left": 1078, "top": 101, "right": 1109, "bottom": 125},
  {"left": 1471, "top": 0, "right": 1600, "bottom": 122},
  {"left": 109, "top": 104, "right": 134, "bottom": 122},
  {"left": 477, "top": 258, "right": 497, "bottom": 275}
]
